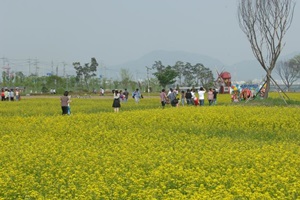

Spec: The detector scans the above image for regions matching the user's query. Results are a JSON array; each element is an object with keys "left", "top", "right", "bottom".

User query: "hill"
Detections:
[
  {"left": 107, "top": 50, "right": 300, "bottom": 82},
  {"left": 108, "top": 50, "right": 224, "bottom": 77}
]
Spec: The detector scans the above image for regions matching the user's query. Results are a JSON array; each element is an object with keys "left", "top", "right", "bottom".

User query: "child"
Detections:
[
  {"left": 67, "top": 95, "right": 72, "bottom": 115},
  {"left": 194, "top": 96, "right": 199, "bottom": 106},
  {"left": 180, "top": 90, "right": 185, "bottom": 106}
]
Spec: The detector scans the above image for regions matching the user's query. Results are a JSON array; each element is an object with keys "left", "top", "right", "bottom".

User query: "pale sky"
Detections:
[{"left": 1, "top": 0, "right": 299, "bottom": 76}]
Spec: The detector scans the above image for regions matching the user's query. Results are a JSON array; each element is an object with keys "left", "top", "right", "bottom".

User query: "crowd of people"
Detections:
[
  {"left": 60, "top": 87, "right": 217, "bottom": 115},
  {"left": 111, "top": 88, "right": 143, "bottom": 112},
  {"left": 104, "top": 87, "right": 218, "bottom": 112},
  {"left": 1, "top": 88, "right": 21, "bottom": 101},
  {"left": 160, "top": 87, "right": 218, "bottom": 109}
]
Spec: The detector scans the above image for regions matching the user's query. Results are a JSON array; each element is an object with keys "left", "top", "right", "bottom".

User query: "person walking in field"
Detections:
[
  {"left": 168, "top": 88, "right": 178, "bottom": 107},
  {"left": 185, "top": 89, "right": 192, "bottom": 105},
  {"left": 60, "top": 91, "right": 71, "bottom": 115},
  {"left": 15, "top": 89, "right": 20, "bottom": 101},
  {"left": 191, "top": 89, "right": 196, "bottom": 105},
  {"left": 213, "top": 88, "right": 218, "bottom": 105},
  {"left": 9, "top": 89, "right": 14, "bottom": 101},
  {"left": 119, "top": 90, "right": 124, "bottom": 102},
  {"left": 112, "top": 89, "right": 121, "bottom": 112},
  {"left": 207, "top": 88, "right": 214, "bottom": 106},
  {"left": 1, "top": 89, "right": 5, "bottom": 101},
  {"left": 4, "top": 89, "right": 9, "bottom": 101},
  {"left": 180, "top": 90, "right": 185, "bottom": 106},
  {"left": 100, "top": 87, "right": 105, "bottom": 96},
  {"left": 67, "top": 95, "right": 72, "bottom": 115},
  {"left": 160, "top": 89, "right": 168, "bottom": 109},
  {"left": 132, "top": 88, "right": 142, "bottom": 103},
  {"left": 123, "top": 89, "right": 129, "bottom": 103},
  {"left": 198, "top": 87, "right": 206, "bottom": 106}
]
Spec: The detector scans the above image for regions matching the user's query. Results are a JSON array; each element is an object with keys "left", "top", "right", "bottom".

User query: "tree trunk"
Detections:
[
  {"left": 84, "top": 78, "right": 89, "bottom": 92},
  {"left": 264, "top": 73, "right": 271, "bottom": 99}
]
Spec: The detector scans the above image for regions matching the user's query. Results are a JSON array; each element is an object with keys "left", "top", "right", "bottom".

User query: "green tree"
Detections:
[
  {"left": 73, "top": 57, "right": 98, "bottom": 91},
  {"left": 174, "top": 61, "right": 185, "bottom": 86},
  {"left": 120, "top": 68, "right": 133, "bottom": 89},
  {"left": 45, "top": 75, "right": 63, "bottom": 90},
  {"left": 183, "top": 62, "right": 195, "bottom": 86},
  {"left": 100, "top": 77, "right": 108, "bottom": 90},
  {"left": 193, "top": 64, "right": 214, "bottom": 88},
  {"left": 152, "top": 61, "right": 178, "bottom": 88},
  {"left": 2, "top": 71, "right": 8, "bottom": 86},
  {"left": 113, "top": 80, "right": 120, "bottom": 89},
  {"left": 14, "top": 71, "right": 26, "bottom": 86}
]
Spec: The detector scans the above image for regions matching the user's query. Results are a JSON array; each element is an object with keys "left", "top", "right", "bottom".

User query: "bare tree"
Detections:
[
  {"left": 238, "top": 0, "right": 295, "bottom": 98},
  {"left": 289, "top": 54, "right": 300, "bottom": 73},
  {"left": 276, "top": 60, "right": 299, "bottom": 91}
]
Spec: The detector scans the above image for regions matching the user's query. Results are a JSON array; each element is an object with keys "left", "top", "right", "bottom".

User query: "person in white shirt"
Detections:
[
  {"left": 191, "top": 89, "right": 196, "bottom": 105},
  {"left": 15, "top": 89, "right": 19, "bottom": 101},
  {"left": 4, "top": 89, "right": 9, "bottom": 101},
  {"left": 9, "top": 89, "right": 14, "bottom": 101},
  {"left": 198, "top": 87, "right": 206, "bottom": 106}
]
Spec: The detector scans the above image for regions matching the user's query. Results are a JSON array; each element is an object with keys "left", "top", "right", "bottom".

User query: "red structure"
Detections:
[{"left": 217, "top": 71, "right": 232, "bottom": 94}]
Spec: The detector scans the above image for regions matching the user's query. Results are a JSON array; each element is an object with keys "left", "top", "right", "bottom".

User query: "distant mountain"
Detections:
[
  {"left": 107, "top": 50, "right": 300, "bottom": 82},
  {"left": 108, "top": 50, "right": 224, "bottom": 76}
]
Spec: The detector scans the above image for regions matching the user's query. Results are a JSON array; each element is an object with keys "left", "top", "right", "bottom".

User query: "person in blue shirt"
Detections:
[{"left": 132, "top": 88, "right": 142, "bottom": 103}]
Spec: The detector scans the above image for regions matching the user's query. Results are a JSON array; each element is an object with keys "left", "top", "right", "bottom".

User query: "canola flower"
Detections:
[{"left": 0, "top": 93, "right": 299, "bottom": 199}]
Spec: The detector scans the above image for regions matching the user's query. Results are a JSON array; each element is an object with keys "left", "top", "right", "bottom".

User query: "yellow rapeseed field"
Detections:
[{"left": 0, "top": 93, "right": 299, "bottom": 199}]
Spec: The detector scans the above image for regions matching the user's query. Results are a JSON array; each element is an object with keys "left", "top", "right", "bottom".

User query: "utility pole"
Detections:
[
  {"left": 2, "top": 64, "right": 11, "bottom": 84},
  {"left": 66, "top": 74, "right": 69, "bottom": 91},
  {"left": 34, "top": 58, "right": 39, "bottom": 76},
  {"left": 51, "top": 60, "right": 54, "bottom": 75},
  {"left": 28, "top": 58, "right": 31, "bottom": 76},
  {"left": 100, "top": 61, "right": 107, "bottom": 79},
  {"left": 145, "top": 66, "right": 151, "bottom": 94},
  {"left": 62, "top": 61, "right": 67, "bottom": 78}
]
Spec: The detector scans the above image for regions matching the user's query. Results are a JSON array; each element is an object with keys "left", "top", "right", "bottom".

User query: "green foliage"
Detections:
[
  {"left": 41, "top": 85, "right": 49, "bottom": 93},
  {"left": 152, "top": 61, "right": 178, "bottom": 88},
  {"left": 152, "top": 60, "right": 214, "bottom": 88},
  {"left": 73, "top": 57, "right": 98, "bottom": 91},
  {"left": 120, "top": 68, "right": 133, "bottom": 89}
]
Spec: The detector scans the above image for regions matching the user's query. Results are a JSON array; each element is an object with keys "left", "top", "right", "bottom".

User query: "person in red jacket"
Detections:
[{"left": 1, "top": 89, "right": 5, "bottom": 101}]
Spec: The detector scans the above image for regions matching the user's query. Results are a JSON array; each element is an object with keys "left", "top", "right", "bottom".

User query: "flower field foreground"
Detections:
[{"left": 0, "top": 96, "right": 300, "bottom": 199}]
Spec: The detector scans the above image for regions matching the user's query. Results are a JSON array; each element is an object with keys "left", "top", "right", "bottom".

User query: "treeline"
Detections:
[{"left": 1, "top": 58, "right": 215, "bottom": 94}]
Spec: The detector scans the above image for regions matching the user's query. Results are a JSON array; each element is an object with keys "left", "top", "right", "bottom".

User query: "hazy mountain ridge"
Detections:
[
  {"left": 109, "top": 50, "right": 300, "bottom": 82},
  {"left": 109, "top": 50, "right": 223, "bottom": 77}
]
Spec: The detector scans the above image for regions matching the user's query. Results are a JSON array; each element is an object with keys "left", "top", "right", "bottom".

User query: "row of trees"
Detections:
[
  {"left": 0, "top": 57, "right": 215, "bottom": 94},
  {"left": 2, "top": 53, "right": 300, "bottom": 95},
  {"left": 152, "top": 61, "right": 214, "bottom": 89}
]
